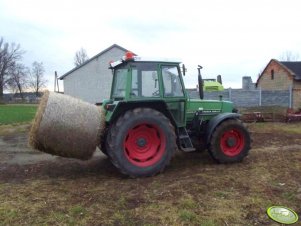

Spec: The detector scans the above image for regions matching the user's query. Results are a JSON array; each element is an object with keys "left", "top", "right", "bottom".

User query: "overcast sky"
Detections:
[{"left": 1, "top": 0, "right": 301, "bottom": 90}]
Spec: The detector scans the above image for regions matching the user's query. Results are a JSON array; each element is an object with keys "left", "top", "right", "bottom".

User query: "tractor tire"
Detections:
[
  {"left": 208, "top": 119, "right": 251, "bottom": 163},
  {"left": 106, "top": 108, "right": 176, "bottom": 177}
]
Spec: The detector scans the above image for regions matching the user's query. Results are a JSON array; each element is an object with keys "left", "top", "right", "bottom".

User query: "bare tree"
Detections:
[
  {"left": 279, "top": 51, "right": 299, "bottom": 61},
  {"left": 7, "top": 63, "right": 29, "bottom": 100},
  {"left": 74, "top": 48, "right": 89, "bottom": 67},
  {"left": 29, "top": 61, "right": 47, "bottom": 97},
  {"left": 0, "top": 37, "right": 25, "bottom": 103}
]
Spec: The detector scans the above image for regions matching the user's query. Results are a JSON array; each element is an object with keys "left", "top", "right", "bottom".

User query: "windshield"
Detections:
[{"left": 112, "top": 68, "right": 128, "bottom": 98}]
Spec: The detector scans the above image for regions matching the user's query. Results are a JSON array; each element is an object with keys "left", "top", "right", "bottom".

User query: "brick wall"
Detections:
[
  {"left": 256, "top": 59, "right": 300, "bottom": 110},
  {"left": 293, "top": 88, "right": 301, "bottom": 110},
  {"left": 257, "top": 60, "right": 294, "bottom": 90},
  {"left": 293, "top": 80, "right": 301, "bottom": 109}
]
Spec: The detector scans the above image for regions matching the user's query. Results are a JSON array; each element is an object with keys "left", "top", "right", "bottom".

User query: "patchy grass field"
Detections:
[
  {"left": 0, "top": 122, "right": 300, "bottom": 225},
  {"left": 0, "top": 104, "right": 37, "bottom": 125}
]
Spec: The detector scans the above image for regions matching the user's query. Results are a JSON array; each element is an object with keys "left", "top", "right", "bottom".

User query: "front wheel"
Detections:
[
  {"left": 208, "top": 119, "right": 251, "bottom": 163},
  {"left": 106, "top": 108, "right": 176, "bottom": 177}
]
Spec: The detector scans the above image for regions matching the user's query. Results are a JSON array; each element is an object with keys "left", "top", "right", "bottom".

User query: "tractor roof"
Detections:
[{"left": 109, "top": 52, "right": 181, "bottom": 68}]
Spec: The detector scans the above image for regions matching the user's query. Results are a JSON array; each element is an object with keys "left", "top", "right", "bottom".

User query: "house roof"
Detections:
[
  {"left": 59, "top": 44, "right": 133, "bottom": 80},
  {"left": 256, "top": 59, "right": 301, "bottom": 87}
]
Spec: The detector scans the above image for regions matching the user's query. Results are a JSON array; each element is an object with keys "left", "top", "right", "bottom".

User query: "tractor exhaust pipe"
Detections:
[{"left": 198, "top": 65, "right": 204, "bottom": 99}]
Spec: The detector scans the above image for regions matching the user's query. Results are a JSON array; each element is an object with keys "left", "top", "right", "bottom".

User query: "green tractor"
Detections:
[{"left": 101, "top": 52, "right": 251, "bottom": 177}]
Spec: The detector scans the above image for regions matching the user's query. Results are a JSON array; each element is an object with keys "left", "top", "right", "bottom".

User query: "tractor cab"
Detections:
[
  {"left": 109, "top": 52, "right": 186, "bottom": 101},
  {"left": 106, "top": 52, "right": 187, "bottom": 127}
]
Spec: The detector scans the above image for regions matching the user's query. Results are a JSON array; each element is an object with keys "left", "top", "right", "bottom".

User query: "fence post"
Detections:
[
  {"left": 228, "top": 88, "right": 232, "bottom": 101},
  {"left": 259, "top": 87, "right": 262, "bottom": 106},
  {"left": 289, "top": 85, "right": 292, "bottom": 108}
]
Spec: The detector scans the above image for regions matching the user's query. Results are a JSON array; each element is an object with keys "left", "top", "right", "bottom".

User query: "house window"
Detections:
[{"left": 271, "top": 69, "right": 274, "bottom": 80}]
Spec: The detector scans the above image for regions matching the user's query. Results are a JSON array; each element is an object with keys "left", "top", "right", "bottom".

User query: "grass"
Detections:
[
  {"left": 0, "top": 123, "right": 31, "bottom": 136},
  {"left": 0, "top": 104, "right": 37, "bottom": 125},
  {"left": 178, "top": 209, "right": 197, "bottom": 222},
  {"left": 247, "top": 122, "right": 301, "bottom": 134},
  {"left": 0, "top": 122, "right": 300, "bottom": 225}
]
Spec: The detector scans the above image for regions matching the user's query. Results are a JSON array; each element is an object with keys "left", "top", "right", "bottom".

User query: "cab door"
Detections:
[{"left": 160, "top": 64, "right": 187, "bottom": 127}]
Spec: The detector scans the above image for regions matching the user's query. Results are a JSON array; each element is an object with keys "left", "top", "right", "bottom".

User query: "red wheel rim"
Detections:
[
  {"left": 220, "top": 128, "right": 245, "bottom": 157},
  {"left": 124, "top": 123, "right": 166, "bottom": 167}
]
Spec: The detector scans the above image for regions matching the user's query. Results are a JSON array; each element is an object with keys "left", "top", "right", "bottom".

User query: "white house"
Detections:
[{"left": 60, "top": 44, "right": 133, "bottom": 104}]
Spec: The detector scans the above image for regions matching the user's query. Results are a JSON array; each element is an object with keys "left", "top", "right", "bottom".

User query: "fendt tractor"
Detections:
[{"left": 100, "top": 52, "right": 251, "bottom": 177}]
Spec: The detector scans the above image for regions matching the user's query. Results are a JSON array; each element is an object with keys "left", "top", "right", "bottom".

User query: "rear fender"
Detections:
[{"left": 206, "top": 113, "right": 240, "bottom": 144}]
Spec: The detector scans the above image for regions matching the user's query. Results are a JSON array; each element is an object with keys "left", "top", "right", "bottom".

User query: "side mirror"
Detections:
[{"left": 182, "top": 64, "right": 186, "bottom": 76}]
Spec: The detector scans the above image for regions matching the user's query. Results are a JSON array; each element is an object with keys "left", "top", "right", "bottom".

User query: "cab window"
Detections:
[
  {"left": 112, "top": 68, "right": 127, "bottom": 98},
  {"left": 131, "top": 63, "right": 159, "bottom": 97},
  {"left": 162, "top": 66, "right": 184, "bottom": 97}
]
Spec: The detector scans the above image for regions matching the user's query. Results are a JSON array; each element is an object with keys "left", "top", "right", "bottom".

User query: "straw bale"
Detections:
[{"left": 29, "top": 91, "right": 105, "bottom": 160}]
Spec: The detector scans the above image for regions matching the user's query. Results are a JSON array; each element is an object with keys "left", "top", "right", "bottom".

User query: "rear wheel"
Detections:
[
  {"left": 106, "top": 108, "right": 176, "bottom": 177},
  {"left": 208, "top": 119, "right": 251, "bottom": 163}
]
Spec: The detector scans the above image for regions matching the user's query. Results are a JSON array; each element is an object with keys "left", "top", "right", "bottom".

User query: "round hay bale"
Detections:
[{"left": 29, "top": 91, "right": 105, "bottom": 160}]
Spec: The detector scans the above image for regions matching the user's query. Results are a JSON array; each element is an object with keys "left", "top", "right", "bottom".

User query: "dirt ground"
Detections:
[
  {"left": 0, "top": 122, "right": 300, "bottom": 225},
  {"left": 0, "top": 126, "right": 108, "bottom": 182}
]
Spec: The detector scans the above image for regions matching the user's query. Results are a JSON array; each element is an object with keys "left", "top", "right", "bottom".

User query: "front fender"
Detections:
[{"left": 206, "top": 113, "right": 241, "bottom": 144}]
